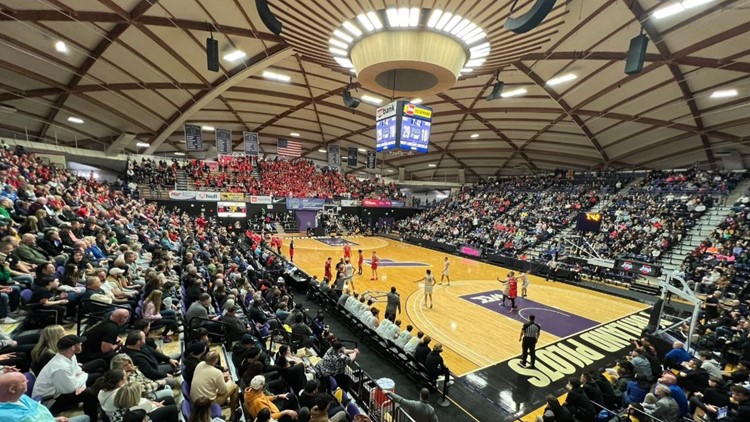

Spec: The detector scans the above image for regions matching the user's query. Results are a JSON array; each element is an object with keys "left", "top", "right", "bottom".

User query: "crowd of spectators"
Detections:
[
  {"left": 127, "top": 158, "right": 180, "bottom": 189},
  {"left": 0, "top": 147, "right": 396, "bottom": 422},
  {"left": 398, "top": 173, "right": 626, "bottom": 255}
]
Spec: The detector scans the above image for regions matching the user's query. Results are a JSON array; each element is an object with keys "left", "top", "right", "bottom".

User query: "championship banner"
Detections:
[
  {"left": 327, "top": 145, "right": 340, "bottom": 166},
  {"left": 216, "top": 128, "right": 232, "bottom": 155},
  {"left": 220, "top": 192, "right": 245, "bottom": 201},
  {"left": 366, "top": 151, "right": 377, "bottom": 169},
  {"left": 249, "top": 195, "right": 273, "bottom": 204},
  {"left": 168, "top": 191, "right": 196, "bottom": 200},
  {"left": 196, "top": 191, "right": 220, "bottom": 201},
  {"left": 184, "top": 124, "right": 203, "bottom": 151},
  {"left": 347, "top": 147, "right": 358, "bottom": 166},
  {"left": 286, "top": 198, "right": 326, "bottom": 210},
  {"left": 244, "top": 132, "right": 259, "bottom": 156}
]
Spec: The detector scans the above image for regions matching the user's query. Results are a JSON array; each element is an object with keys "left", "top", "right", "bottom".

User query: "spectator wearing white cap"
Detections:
[{"left": 243, "top": 375, "right": 298, "bottom": 421}]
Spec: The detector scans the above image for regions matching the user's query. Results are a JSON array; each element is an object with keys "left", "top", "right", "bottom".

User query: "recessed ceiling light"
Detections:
[
  {"left": 329, "top": 38, "right": 348, "bottom": 49},
  {"left": 460, "top": 68, "right": 473, "bottom": 73},
  {"left": 357, "top": 14, "right": 375, "bottom": 32},
  {"left": 547, "top": 73, "right": 577, "bottom": 86},
  {"left": 136, "top": 142, "right": 150, "bottom": 148},
  {"left": 386, "top": 169, "right": 394, "bottom": 173},
  {"left": 653, "top": 0, "right": 713, "bottom": 20},
  {"left": 262, "top": 71, "right": 291, "bottom": 82},
  {"left": 710, "top": 89, "right": 737, "bottom": 99},
  {"left": 427, "top": 164, "right": 437, "bottom": 167},
  {"left": 465, "top": 59, "right": 485, "bottom": 68},
  {"left": 410, "top": 98, "right": 423, "bottom": 104},
  {"left": 67, "top": 116, "right": 84, "bottom": 124},
  {"left": 201, "top": 126, "right": 215, "bottom": 131},
  {"left": 55, "top": 41, "right": 68, "bottom": 53},
  {"left": 501, "top": 88, "right": 527, "bottom": 98},
  {"left": 222, "top": 50, "right": 246, "bottom": 61},
  {"left": 334, "top": 57, "right": 354, "bottom": 68},
  {"left": 332, "top": 30, "right": 353, "bottom": 43},
  {"left": 329, "top": 47, "right": 348, "bottom": 56},
  {"left": 358, "top": 148, "right": 366, "bottom": 152},
  {"left": 470, "top": 133, "right": 479, "bottom": 138},
  {"left": 361, "top": 95, "right": 383, "bottom": 105},
  {"left": 318, "top": 149, "right": 326, "bottom": 153},
  {"left": 342, "top": 21, "right": 362, "bottom": 37},
  {"left": 290, "top": 132, "right": 300, "bottom": 137},
  {"left": 366, "top": 11, "right": 383, "bottom": 29},
  {"left": 174, "top": 152, "right": 185, "bottom": 156},
  {"left": 427, "top": 10, "right": 443, "bottom": 28}
]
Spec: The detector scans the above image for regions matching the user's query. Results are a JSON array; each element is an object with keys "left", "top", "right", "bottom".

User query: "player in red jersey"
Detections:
[
  {"left": 343, "top": 244, "right": 352, "bottom": 260},
  {"left": 324, "top": 257, "right": 333, "bottom": 281},
  {"left": 370, "top": 251, "right": 379, "bottom": 280},
  {"left": 357, "top": 249, "right": 364, "bottom": 275}
]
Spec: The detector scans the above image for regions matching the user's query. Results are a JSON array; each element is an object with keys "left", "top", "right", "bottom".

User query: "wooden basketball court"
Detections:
[{"left": 285, "top": 235, "right": 647, "bottom": 376}]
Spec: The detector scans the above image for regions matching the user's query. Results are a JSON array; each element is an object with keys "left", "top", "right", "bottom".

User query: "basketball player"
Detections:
[
  {"left": 439, "top": 257, "right": 451, "bottom": 286},
  {"left": 415, "top": 269, "right": 436, "bottom": 309},
  {"left": 343, "top": 259, "right": 355, "bottom": 292},
  {"left": 289, "top": 240, "right": 294, "bottom": 262},
  {"left": 324, "top": 257, "right": 333, "bottom": 281},
  {"left": 370, "top": 251, "right": 380, "bottom": 280},
  {"left": 343, "top": 243, "right": 352, "bottom": 260},
  {"left": 357, "top": 249, "right": 364, "bottom": 275},
  {"left": 497, "top": 272, "right": 516, "bottom": 310},
  {"left": 520, "top": 271, "right": 530, "bottom": 297},
  {"left": 507, "top": 274, "right": 518, "bottom": 313}
]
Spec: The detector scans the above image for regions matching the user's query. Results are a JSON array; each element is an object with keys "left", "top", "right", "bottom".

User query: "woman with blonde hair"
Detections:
[
  {"left": 112, "top": 382, "right": 178, "bottom": 422},
  {"left": 30, "top": 324, "right": 65, "bottom": 374},
  {"left": 143, "top": 289, "right": 180, "bottom": 342},
  {"left": 18, "top": 215, "right": 38, "bottom": 235}
]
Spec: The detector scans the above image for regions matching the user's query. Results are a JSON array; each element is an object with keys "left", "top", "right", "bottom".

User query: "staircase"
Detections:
[
  {"left": 175, "top": 169, "right": 189, "bottom": 190},
  {"left": 251, "top": 166, "right": 261, "bottom": 181},
  {"left": 659, "top": 177, "right": 750, "bottom": 274}
]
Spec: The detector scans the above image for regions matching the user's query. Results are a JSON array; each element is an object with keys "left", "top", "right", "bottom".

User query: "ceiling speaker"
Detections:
[
  {"left": 256, "top": 0, "right": 282, "bottom": 35},
  {"left": 625, "top": 34, "right": 649, "bottom": 75},
  {"left": 504, "top": 0, "right": 556, "bottom": 34},
  {"left": 486, "top": 81, "right": 505, "bottom": 101},
  {"left": 343, "top": 90, "right": 360, "bottom": 109}
]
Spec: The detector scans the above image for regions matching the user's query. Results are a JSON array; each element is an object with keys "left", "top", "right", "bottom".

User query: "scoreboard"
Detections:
[
  {"left": 375, "top": 100, "right": 432, "bottom": 153},
  {"left": 576, "top": 212, "right": 602, "bottom": 232}
]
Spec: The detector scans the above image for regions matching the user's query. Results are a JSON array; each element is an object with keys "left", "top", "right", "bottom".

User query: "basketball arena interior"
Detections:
[{"left": 0, "top": 1, "right": 750, "bottom": 422}]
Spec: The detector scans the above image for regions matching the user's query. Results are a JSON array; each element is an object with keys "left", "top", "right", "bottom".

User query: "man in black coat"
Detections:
[
  {"left": 580, "top": 372, "right": 604, "bottom": 407},
  {"left": 123, "top": 330, "right": 177, "bottom": 387},
  {"left": 414, "top": 336, "right": 432, "bottom": 366},
  {"left": 425, "top": 343, "right": 450, "bottom": 387}
]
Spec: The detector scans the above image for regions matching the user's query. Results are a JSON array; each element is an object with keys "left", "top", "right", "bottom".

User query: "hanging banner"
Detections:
[
  {"left": 347, "top": 147, "right": 358, "bottom": 166},
  {"left": 366, "top": 151, "right": 377, "bottom": 169},
  {"left": 216, "top": 128, "right": 232, "bottom": 155},
  {"left": 327, "top": 145, "right": 340, "bottom": 166},
  {"left": 244, "top": 131, "right": 259, "bottom": 156},
  {"left": 184, "top": 124, "right": 203, "bottom": 151}
]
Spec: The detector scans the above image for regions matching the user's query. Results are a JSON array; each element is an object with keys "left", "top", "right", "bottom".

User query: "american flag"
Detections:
[{"left": 277, "top": 138, "right": 302, "bottom": 157}]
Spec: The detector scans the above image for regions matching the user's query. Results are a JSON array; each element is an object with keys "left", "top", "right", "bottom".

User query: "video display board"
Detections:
[{"left": 375, "top": 101, "right": 433, "bottom": 153}]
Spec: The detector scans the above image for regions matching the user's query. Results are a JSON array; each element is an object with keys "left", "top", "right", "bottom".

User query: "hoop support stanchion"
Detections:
[{"left": 437, "top": 369, "right": 451, "bottom": 407}]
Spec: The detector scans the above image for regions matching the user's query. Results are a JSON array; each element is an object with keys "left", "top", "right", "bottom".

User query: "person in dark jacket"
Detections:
[
  {"left": 592, "top": 372, "right": 618, "bottom": 410},
  {"left": 624, "top": 373, "right": 651, "bottom": 406},
  {"left": 425, "top": 343, "right": 450, "bottom": 387},
  {"left": 564, "top": 378, "right": 595, "bottom": 422},
  {"left": 539, "top": 395, "right": 572, "bottom": 422},
  {"left": 414, "top": 336, "right": 432, "bottom": 366},
  {"left": 727, "top": 384, "right": 750, "bottom": 422},
  {"left": 123, "top": 330, "right": 177, "bottom": 386},
  {"left": 580, "top": 372, "right": 604, "bottom": 407}
]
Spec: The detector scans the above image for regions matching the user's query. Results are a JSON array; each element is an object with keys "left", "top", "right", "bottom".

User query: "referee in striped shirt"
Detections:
[{"left": 519, "top": 314, "right": 541, "bottom": 368}]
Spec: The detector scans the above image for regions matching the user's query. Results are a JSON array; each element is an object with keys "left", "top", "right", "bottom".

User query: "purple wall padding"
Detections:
[{"left": 296, "top": 210, "right": 317, "bottom": 231}]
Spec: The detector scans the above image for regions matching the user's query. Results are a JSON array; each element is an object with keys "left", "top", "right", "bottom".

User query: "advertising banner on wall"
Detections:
[
  {"left": 249, "top": 195, "right": 273, "bottom": 204},
  {"left": 286, "top": 198, "right": 326, "bottom": 210},
  {"left": 168, "top": 191, "right": 196, "bottom": 200},
  {"left": 362, "top": 199, "right": 404, "bottom": 208},
  {"left": 196, "top": 191, "right": 220, "bottom": 201},
  {"left": 220, "top": 192, "right": 245, "bottom": 201}
]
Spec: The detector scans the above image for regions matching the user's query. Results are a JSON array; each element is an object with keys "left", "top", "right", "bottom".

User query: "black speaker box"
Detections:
[
  {"left": 625, "top": 34, "right": 649, "bottom": 75},
  {"left": 206, "top": 38, "right": 219, "bottom": 72}
]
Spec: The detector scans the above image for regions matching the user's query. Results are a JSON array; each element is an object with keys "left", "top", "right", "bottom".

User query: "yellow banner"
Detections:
[
  {"left": 220, "top": 192, "right": 245, "bottom": 201},
  {"left": 403, "top": 103, "right": 432, "bottom": 119}
]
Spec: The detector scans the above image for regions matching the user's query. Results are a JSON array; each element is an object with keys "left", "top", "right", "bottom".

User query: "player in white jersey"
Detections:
[{"left": 439, "top": 257, "right": 451, "bottom": 286}]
